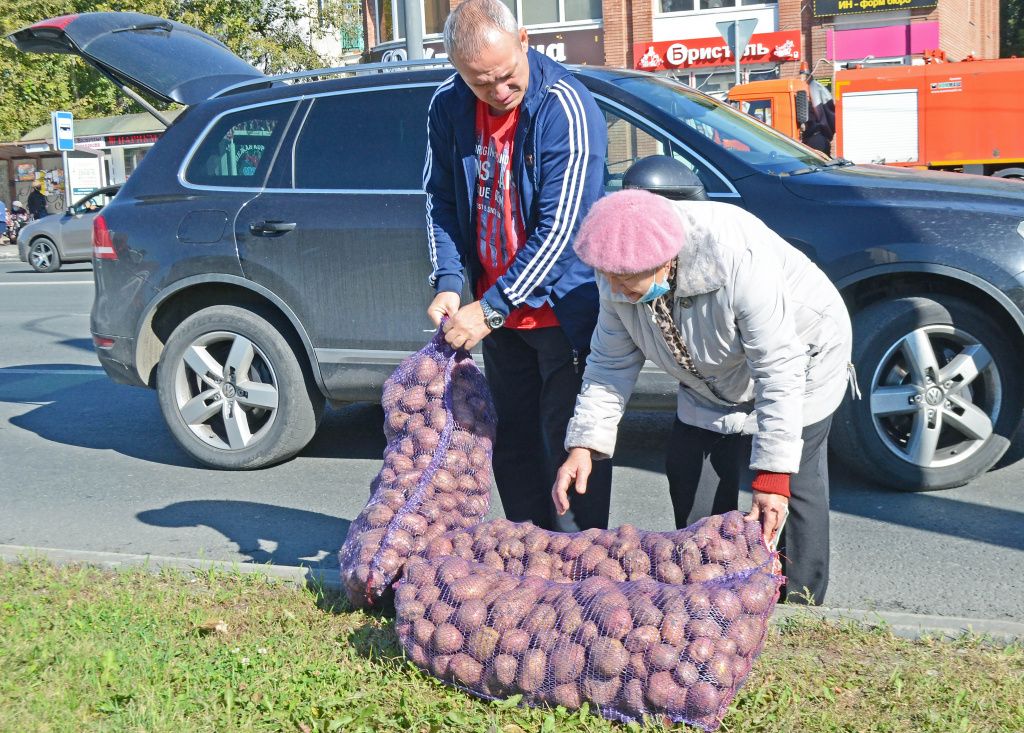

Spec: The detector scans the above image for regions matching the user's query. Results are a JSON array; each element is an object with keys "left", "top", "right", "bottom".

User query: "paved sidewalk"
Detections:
[
  {"left": 3, "top": 543, "right": 1022, "bottom": 643},
  {"left": 0, "top": 245, "right": 20, "bottom": 260}
]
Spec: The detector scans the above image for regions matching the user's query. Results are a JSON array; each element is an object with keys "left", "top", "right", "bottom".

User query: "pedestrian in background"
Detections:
[
  {"left": 27, "top": 183, "right": 48, "bottom": 220},
  {"left": 552, "top": 187, "right": 854, "bottom": 604},
  {"left": 424, "top": 0, "right": 612, "bottom": 531}
]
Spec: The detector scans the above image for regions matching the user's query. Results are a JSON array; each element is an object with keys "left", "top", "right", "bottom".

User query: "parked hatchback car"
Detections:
[
  {"left": 17, "top": 185, "right": 120, "bottom": 272},
  {"left": 11, "top": 12, "right": 1024, "bottom": 490}
]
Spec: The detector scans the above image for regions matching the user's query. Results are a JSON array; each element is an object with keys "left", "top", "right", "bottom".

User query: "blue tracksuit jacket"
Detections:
[{"left": 423, "top": 49, "right": 608, "bottom": 351}]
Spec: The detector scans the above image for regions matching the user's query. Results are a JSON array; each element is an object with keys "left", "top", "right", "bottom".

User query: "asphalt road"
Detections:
[{"left": 1, "top": 256, "right": 1022, "bottom": 621}]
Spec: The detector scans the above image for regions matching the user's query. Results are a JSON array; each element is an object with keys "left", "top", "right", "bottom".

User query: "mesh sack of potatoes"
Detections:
[
  {"left": 394, "top": 545, "right": 782, "bottom": 731},
  {"left": 338, "top": 329, "right": 497, "bottom": 609},
  {"left": 421, "top": 512, "right": 771, "bottom": 586}
]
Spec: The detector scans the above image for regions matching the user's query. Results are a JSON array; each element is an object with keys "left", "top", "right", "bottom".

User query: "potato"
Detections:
[
  {"left": 686, "top": 636, "right": 716, "bottom": 665},
  {"left": 388, "top": 528, "right": 415, "bottom": 557},
  {"left": 596, "top": 606, "right": 633, "bottom": 640},
  {"left": 594, "top": 558, "right": 627, "bottom": 581},
  {"left": 497, "top": 628, "right": 531, "bottom": 656},
  {"left": 432, "top": 468, "right": 456, "bottom": 492},
  {"left": 407, "top": 642, "right": 430, "bottom": 668},
  {"left": 381, "top": 381, "right": 404, "bottom": 410},
  {"left": 582, "top": 675, "right": 621, "bottom": 706},
  {"left": 431, "top": 622, "right": 464, "bottom": 654},
  {"left": 449, "top": 653, "right": 484, "bottom": 686},
  {"left": 706, "top": 652, "right": 739, "bottom": 688},
  {"left": 627, "top": 652, "right": 648, "bottom": 681},
  {"left": 454, "top": 598, "right": 488, "bottom": 632},
  {"left": 688, "top": 564, "right": 727, "bottom": 583},
  {"left": 448, "top": 574, "right": 491, "bottom": 603},
  {"left": 550, "top": 641, "right": 586, "bottom": 682},
  {"left": 645, "top": 670, "right": 686, "bottom": 710},
  {"left": 562, "top": 536, "right": 591, "bottom": 561},
  {"left": 661, "top": 611, "right": 689, "bottom": 646},
  {"left": 738, "top": 575, "right": 779, "bottom": 615},
  {"left": 430, "top": 653, "right": 453, "bottom": 678},
  {"left": 579, "top": 544, "right": 609, "bottom": 573},
  {"left": 687, "top": 618, "right": 721, "bottom": 641},
  {"left": 647, "top": 642, "right": 680, "bottom": 671},
  {"left": 413, "top": 357, "right": 440, "bottom": 385},
  {"left": 398, "top": 512, "right": 428, "bottom": 536},
  {"left": 728, "top": 616, "right": 764, "bottom": 657},
  {"left": 428, "top": 601, "right": 455, "bottom": 625},
  {"left": 375, "top": 548, "right": 402, "bottom": 576},
  {"left": 425, "top": 536, "right": 454, "bottom": 560},
  {"left": 522, "top": 603, "right": 558, "bottom": 634},
  {"left": 394, "top": 583, "right": 418, "bottom": 607},
  {"left": 413, "top": 426, "right": 441, "bottom": 454},
  {"left": 720, "top": 512, "right": 746, "bottom": 540},
  {"left": 413, "top": 453, "right": 434, "bottom": 470},
  {"left": 397, "top": 600, "right": 426, "bottom": 623},
  {"left": 625, "top": 624, "right": 661, "bottom": 653},
  {"left": 589, "top": 637, "right": 629, "bottom": 677},
  {"left": 426, "top": 405, "right": 448, "bottom": 430},
  {"left": 557, "top": 605, "right": 584, "bottom": 635},
  {"left": 552, "top": 682, "right": 583, "bottom": 710},
  {"left": 517, "top": 649, "right": 547, "bottom": 692},
  {"left": 417, "top": 584, "right": 441, "bottom": 606},
  {"left": 436, "top": 557, "right": 471, "bottom": 586},
  {"left": 364, "top": 503, "right": 394, "bottom": 529},
  {"left": 655, "top": 561, "right": 684, "bottom": 584},
  {"left": 686, "top": 681, "right": 723, "bottom": 716},
  {"left": 523, "top": 529, "right": 550, "bottom": 554},
  {"left": 413, "top": 618, "right": 435, "bottom": 647},
  {"left": 490, "top": 654, "right": 518, "bottom": 690},
  {"left": 622, "top": 549, "right": 652, "bottom": 577},
  {"left": 466, "top": 627, "right": 500, "bottom": 661},
  {"left": 630, "top": 600, "right": 662, "bottom": 628},
  {"left": 577, "top": 620, "right": 600, "bottom": 646},
  {"left": 673, "top": 659, "right": 700, "bottom": 687},
  {"left": 711, "top": 588, "right": 743, "bottom": 623},
  {"left": 622, "top": 678, "right": 646, "bottom": 716},
  {"left": 399, "top": 385, "right": 428, "bottom": 412},
  {"left": 685, "top": 587, "right": 713, "bottom": 619}
]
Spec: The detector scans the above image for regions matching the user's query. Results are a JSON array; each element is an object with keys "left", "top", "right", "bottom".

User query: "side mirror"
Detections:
[
  {"left": 795, "top": 90, "right": 810, "bottom": 126},
  {"left": 622, "top": 156, "right": 708, "bottom": 202}
]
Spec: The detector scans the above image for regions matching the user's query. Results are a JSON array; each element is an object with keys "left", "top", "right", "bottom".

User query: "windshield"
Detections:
[{"left": 612, "top": 74, "right": 832, "bottom": 175}]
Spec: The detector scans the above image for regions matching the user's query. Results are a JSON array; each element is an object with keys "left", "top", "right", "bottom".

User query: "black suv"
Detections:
[{"left": 11, "top": 12, "right": 1024, "bottom": 491}]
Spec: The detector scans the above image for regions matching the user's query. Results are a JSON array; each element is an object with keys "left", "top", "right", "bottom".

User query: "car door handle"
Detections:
[{"left": 249, "top": 220, "right": 296, "bottom": 237}]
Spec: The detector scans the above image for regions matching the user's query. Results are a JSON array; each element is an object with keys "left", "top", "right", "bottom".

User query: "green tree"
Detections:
[
  {"left": 1002, "top": 0, "right": 1024, "bottom": 57},
  {"left": 0, "top": 0, "right": 334, "bottom": 140}
]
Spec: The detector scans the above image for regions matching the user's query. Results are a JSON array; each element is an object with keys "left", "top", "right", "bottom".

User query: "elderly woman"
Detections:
[{"left": 552, "top": 188, "right": 853, "bottom": 604}]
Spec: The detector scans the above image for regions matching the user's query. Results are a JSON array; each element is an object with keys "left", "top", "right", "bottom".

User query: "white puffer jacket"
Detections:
[{"left": 565, "top": 200, "right": 853, "bottom": 473}]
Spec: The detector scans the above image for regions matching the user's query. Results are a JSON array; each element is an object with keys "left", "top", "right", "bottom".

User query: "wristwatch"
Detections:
[{"left": 480, "top": 299, "right": 506, "bottom": 330}]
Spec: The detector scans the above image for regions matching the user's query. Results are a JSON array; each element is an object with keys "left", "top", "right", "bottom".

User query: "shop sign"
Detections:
[
  {"left": 373, "top": 28, "right": 605, "bottom": 66},
  {"left": 813, "top": 0, "right": 936, "bottom": 16},
  {"left": 634, "top": 31, "right": 801, "bottom": 71},
  {"left": 105, "top": 133, "right": 161, "bottom": 147},
  {"left": 75, "top": 135, "right": 106, "bottom": 151}
]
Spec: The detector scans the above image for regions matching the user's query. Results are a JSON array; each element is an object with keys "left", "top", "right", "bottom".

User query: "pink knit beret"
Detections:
[{"left": 574, "top": 189, "right": 686, "bottom": 275}]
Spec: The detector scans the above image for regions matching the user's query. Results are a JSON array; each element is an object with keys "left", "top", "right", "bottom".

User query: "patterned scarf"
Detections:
[{"left": 648, "top": 260, "right": 730, "bottom": 403}]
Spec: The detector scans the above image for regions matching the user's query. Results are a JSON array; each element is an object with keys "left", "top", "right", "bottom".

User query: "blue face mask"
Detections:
[{"left": 636, "top": 278, "right": 671, "bottom": 303}]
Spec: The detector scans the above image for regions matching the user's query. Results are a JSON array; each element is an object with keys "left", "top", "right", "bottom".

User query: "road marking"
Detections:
[
  {"left": 0, "top": 280, "right": 93, "bottom": 286},
  {"left": 1, "top": 368, "right": 104, "bottom": 375}
]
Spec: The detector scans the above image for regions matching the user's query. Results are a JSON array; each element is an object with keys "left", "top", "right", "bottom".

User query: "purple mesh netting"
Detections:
[
  {"left": 338, "top": 328, "right": 496, "bottom": 609},
  {"left": 341, "top": 329, "right": 783, "bottom": 730}
]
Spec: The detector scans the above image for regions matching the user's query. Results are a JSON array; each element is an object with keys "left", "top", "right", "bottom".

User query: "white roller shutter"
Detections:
[{"left": 841, "top": 89, "right": 919, "bottom": 164}]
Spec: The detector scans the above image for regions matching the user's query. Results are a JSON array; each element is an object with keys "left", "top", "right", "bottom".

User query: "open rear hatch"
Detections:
[{"left": 8, "top": 12, "right": 266, "bottom": 106}]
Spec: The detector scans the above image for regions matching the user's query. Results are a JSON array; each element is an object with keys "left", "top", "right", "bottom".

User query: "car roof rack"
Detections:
[{"left": 213, "top": 58, "right": 454, "bottom": 98}]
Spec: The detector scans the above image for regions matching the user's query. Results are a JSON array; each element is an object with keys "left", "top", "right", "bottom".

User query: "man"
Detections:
[
  {"left": 27, "top": 183, "right": 47, "bottom": 220},
  {"left": 424, "top": 0, "right": 611, "bottom": 531}
]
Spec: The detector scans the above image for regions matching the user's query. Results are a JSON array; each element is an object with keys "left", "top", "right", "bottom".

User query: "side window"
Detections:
[
  {"left": 293, "top": 86, "right": 435, "bottom": 190},
  {"left": 185, "top": 102, "right": 294, "bottom": 187},
  {"left": 602, "top": 105, "right": 731, "bottom": 195}
]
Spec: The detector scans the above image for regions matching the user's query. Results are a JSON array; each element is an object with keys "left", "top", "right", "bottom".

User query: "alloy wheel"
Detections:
[
  {"left": 171, "top": 330, "right": 280, "bottom": 451},
  {"left": 869, "top": 325, "right": 1001, "bottom": 468}
]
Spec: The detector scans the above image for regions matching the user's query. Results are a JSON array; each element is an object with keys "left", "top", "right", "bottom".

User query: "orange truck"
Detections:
[{"left": 728, "top": 58, "right": 1024, "bottom": 179}]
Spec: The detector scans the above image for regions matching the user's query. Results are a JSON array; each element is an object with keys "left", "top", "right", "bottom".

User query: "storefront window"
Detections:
[
  {"left": 564, "top": 0, "right": 602, "bottom": 20},
  {"left": 523, "top": 0, "right": 559, "bottom": 25},
  {"left": 663, "top": 0, "right": 773, "bottom": 10},
  {"left": 424, "top": 0, "right": 447, "bottom": 34}
]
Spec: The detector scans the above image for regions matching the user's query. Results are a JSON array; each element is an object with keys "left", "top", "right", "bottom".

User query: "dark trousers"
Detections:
[
  {"left": 665, "top": 415, "right": 833, "bottom": 605},
  {"left": 482, "top": 327, "right": 613, "bottom": 532}
]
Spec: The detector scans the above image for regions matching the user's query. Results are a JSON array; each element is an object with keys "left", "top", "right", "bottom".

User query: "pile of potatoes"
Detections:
[
  {"left": 338, "top": 343, "right": 497, "bottom": 609},
  {"left": 422, "top": 512, "right": 771, "bottom": 586},
  {"left": 339, "top": 335, "right": 782, "bottom": 729},
  {"left": 394, "top": 547, "right": 780, "bottom": 729}
]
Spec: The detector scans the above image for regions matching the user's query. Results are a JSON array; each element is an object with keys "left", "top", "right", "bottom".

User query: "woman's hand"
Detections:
[
  {"left": 745, "top": 490, "right": 789, "bottom": 551},
  {"left": 552, "top": 447, "right": 595, "bottom": 516}
]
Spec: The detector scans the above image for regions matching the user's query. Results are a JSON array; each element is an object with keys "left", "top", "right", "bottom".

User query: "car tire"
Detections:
[
  {"left": 28, "top": 237, "right": 61, "bottom": 273},
  {"left": 156, "top": 305, "right": 326, "bottom": 469},
  {"left": 833, "top": 295, "right": 1023, "bottom": 491}
]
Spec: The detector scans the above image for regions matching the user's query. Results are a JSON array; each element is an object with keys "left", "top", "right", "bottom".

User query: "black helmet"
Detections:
[{"left": 622, "top": 156, "right": 708, "bottom": 201}]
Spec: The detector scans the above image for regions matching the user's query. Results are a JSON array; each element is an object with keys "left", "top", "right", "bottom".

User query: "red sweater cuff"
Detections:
[{"left": 752, "top": 471, "right": 791, "bottom": 498}]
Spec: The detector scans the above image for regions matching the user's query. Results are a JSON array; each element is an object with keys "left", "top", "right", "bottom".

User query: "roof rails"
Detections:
[{"left": 214, "top": 58, "right": 454, "bottom": 98}]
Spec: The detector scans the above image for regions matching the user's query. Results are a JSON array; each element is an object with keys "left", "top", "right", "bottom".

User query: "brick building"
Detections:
[{"left": 360, "top": 0, "right": 999, "bottom": 92}]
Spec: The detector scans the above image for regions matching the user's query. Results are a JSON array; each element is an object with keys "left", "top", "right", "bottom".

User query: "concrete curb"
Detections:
[
  {"left": 3, "top": 543, "right": 1022, "bottom": 643},
  {"left": 0, "top": 246, "right": 21, "bottom": 260}
]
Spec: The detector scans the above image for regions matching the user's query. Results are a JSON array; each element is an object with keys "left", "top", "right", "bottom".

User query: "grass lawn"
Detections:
[{"left": 1, "top": 560, "right": 1021, "bottom": 733}]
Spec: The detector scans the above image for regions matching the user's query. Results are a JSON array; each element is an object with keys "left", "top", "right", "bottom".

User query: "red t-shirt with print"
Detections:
[{"left": 473, "top": 100, "right": 558, "bottom": 329}]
